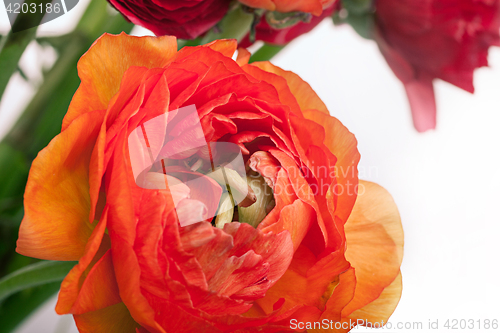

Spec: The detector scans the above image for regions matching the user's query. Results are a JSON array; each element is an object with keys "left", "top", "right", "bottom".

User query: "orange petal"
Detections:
[
  {"left": 70, "top": 250, "right": 122, "bottom": 315},
  {"left": 346, "top": 271, "right": 402, "bottom": 326},
  {"left": 56, "top": 208, "right": 110, "bottom": 314},
  {"left": 260, "top": 199, "right": 315, "bottom": 251},
  {"left": 175, "top": 39, "right": 237, "bottom": 62},
  {"left": 62, "top": 33, "right": 177, "bottom": 130},
  {"left": 341, "top": 181, "right": 404, "bottom": 316},
  {"left": 274, "top": 0, "right": 323, "bottom": 16},
  {"left": 204, "top": 39, "right": 238, "bottom": 58},
  {"left": 303, "top": 110, "right": 360, "bottom": 226},
  {"left": 250, "top": 61, "right": 328, "bottom": 114},
  {"left": 236, "top": 47, "right": 251, "bottom": 66},
  {"left": 307, "top": 268, "right": 356, "bottom": 333},
  {"left": 255, "top": 245, "right": 349, "bottom": 317},
  {"left": 238, "top": 0, "right": 276, "bottom": 11},
  {"left": 308, "top": 273, "right": 402, "bottom": 332},
  {"left": 243, "top": 63, "right": 303, "bottom": 116},
  {"left": 17, "top": 109, "right": 106, "bottom": 261},
  {"left": 320, "top": 268, "right": 356, "bottom": 322},
  {"left": 106, "top": 132, "right": 166, "bottom": 333},
  {"left": 73, "top": 302, "right": 140, "bottom": 333}
]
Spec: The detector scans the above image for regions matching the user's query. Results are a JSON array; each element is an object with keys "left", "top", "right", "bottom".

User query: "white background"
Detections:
[{"left": 1, "top": 2, "right": 500, "bottom": 332}]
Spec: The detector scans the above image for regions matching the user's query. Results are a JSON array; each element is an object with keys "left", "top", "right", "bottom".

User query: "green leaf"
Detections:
[
  {"left": 341, "top": 0, "right": 373, "bottom": 15},
  {"left": 0, "top": 143, "right": 29, "bottom": 200},
  {"left": 0, "top": 281, "right": 61, "bottom": 333},
  {"left": 346, "top": 13, "right": 375, "bottom": 40},
  {"left": 0, "top": 260, "right": 75, "bottom": 303}
]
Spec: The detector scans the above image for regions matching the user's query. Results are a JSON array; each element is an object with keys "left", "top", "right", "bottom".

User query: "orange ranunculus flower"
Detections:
[
  {"left": 17, "top": 33, "right": 403, "bottom": 332},
  {"left": 238, "top": 0, "right": 336, "bottom": 16}
]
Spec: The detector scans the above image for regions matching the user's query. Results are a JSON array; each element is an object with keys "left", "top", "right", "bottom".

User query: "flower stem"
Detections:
[
  {"left": 249, "top": 44, "right": 285, "bottom": 62},
  {"left": 201, "top": 5, "right": 254, "bottom": 44}
]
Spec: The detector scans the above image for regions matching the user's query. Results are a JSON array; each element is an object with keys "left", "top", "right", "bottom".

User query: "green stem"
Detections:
[
  {"left": 201, "top": 5, "right": 254, "bottom": 44},
  {"left": 249, "top": 44, "right": 285, "bottom": 63}
]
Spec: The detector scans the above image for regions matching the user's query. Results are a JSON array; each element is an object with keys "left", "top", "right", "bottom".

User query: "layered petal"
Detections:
[
  {"left": 56, "top": 208, "right": 111, "bottom": 314},
  {"left": 255, "top": 245, "right": 350, "bottom": 318},
  {"left": 341, "top": 181, "right": 403, "bottom": 316},
  {"left": 17, "top": 110, "right": 106, "bottom": 261},
  {"left": 74, "top": 302, "right": 140, "bottom": 333},
  {"left": 346, "top": 272, "right": 402, "bottom": 326},
  {"left": 249, "top": 61, "right": 328, "bottom": 115},
  {"left": 63, "top": 33, "right": 177, "bottom": 130},
  {"left": 303, "top": 110, "right": 359, "bottom": 226},
  {"left": 69, "top": 250, "right": 122, "bottom": 315}
]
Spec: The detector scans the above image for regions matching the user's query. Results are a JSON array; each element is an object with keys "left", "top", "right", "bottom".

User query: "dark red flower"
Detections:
[
  {"left": 375, "top": 0, "right": 500, "bottom": 131},
  {"left": 108, "top": 0, "right": 231, "bottom": 39}
]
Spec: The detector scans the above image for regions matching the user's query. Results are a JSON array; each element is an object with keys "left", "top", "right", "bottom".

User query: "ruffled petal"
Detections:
[
  {"left": 255, "top": 244, "right": 349, "bottom": 318},
  {"left": 303, "top": 110, "right": 360, "bottom": 226},
  {"left": 17, "top": 110, "right": 106, "bottom": 261},
  {"left": 70, "top": 250, "right": 122, "bottom": 315},
  {"left": 249, "top": 61, "right": 328, "bottom": 114},
  {"left": 341, "top": 181, "right": 403, "bottom": 316},
  {"left": 74, "top": 302, "right": 140, "bottom": 333},
  {"left": 236, "top": 47, "right": 251, "bottom": 66},
  {"left": 56, "top": 207, "right": 111, "bottom": 314},
  {"left": 174, "top": 39, "right": 237, "bottom": 63},
  {"left": 62, "top": 33, "right": 177, "bottom": 130},
  {"left": 106, "top": 131, "right": 166, "bottom": 333},
  {"left": 346, "top": 272, "right": 402, "bottom": 326}
]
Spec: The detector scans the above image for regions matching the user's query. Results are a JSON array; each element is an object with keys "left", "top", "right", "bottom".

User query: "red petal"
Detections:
[{"left": 404, "top": 73, "right": 437, "bottom": 132}]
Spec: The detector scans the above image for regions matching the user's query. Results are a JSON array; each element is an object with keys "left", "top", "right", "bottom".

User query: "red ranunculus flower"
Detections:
[
  {"left": 375, "top": 0, "right": 500, "bottom": 132},
  {"left": 17, "top": 34, "right": 403, "bottom": 332},
  {"left": 108, "top": 0, "right": 231, "bottom": 39}
]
